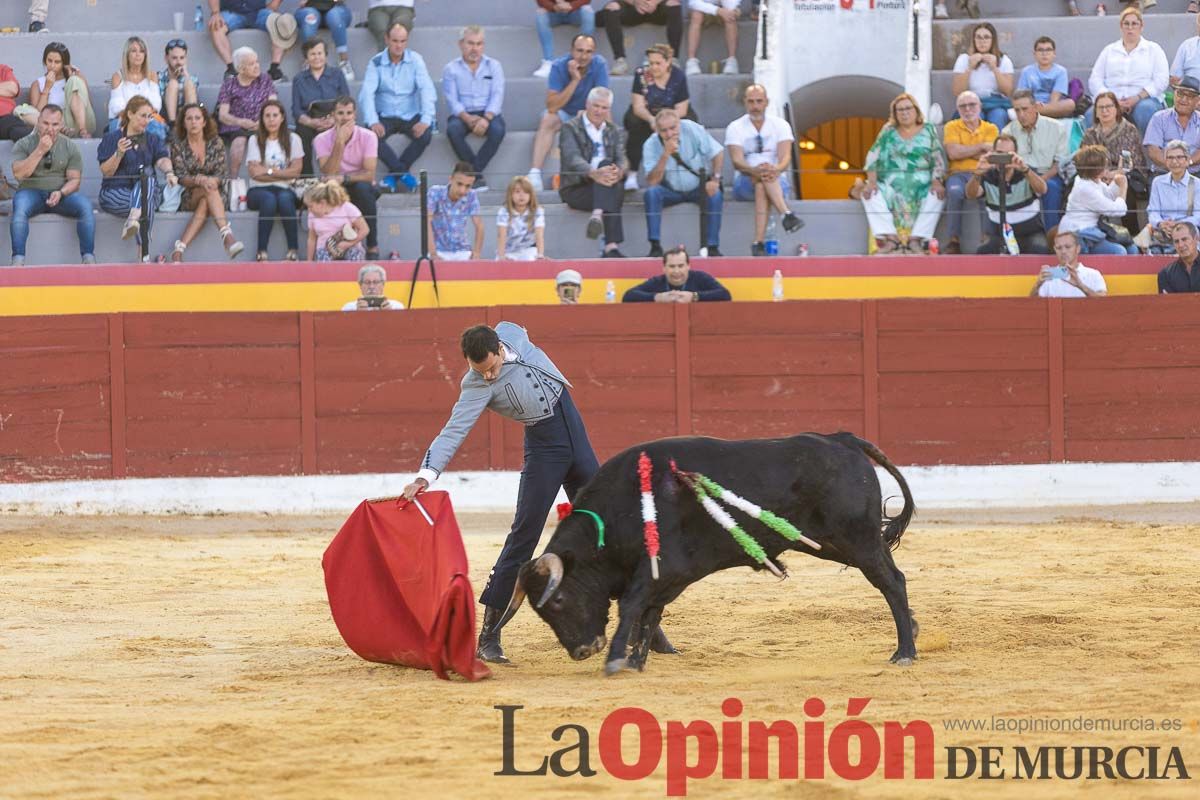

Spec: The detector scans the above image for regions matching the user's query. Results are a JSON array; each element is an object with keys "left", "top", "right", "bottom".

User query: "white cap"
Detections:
[{"left": 555, "top": 269, "right": 583, "bottom": 286}]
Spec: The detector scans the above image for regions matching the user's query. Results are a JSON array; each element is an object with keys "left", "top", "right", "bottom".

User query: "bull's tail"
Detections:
[{"left": 846, "top": 435, "right": 914, "bottom": 550}]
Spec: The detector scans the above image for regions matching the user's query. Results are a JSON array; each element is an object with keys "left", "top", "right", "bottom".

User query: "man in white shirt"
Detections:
[
  {"left": 342, "top": 263, "right": 406, "bottom": 310},
  {"left": 1030, "top": 230, "right": 1108, "bottom": 298}
]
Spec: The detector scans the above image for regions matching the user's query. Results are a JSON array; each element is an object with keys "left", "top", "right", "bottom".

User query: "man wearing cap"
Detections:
[
  {"left": 1144, "top": 76, "right": 1200, "bottom": 177},
  {"left": 206, "top": 0, "right": 292, "bottom": 82},
  {"left": 158, "top": 39, "right": 200, "bottom": 131},
  {"left": 555, "top": 269, "right": 583, "bottom": 304}
]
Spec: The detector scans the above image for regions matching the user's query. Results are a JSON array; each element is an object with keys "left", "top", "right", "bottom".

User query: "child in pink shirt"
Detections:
[{"left": 305, "top": 181, "right": 368, "bottom": 261}]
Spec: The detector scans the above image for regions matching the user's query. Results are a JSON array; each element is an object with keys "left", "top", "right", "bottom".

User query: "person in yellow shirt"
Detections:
[{"left": 942, "top": 90, "right": 999, "bottom": 254}]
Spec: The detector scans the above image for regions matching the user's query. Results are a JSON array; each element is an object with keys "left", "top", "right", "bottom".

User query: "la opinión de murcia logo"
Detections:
[{"left": 495, "top": 699, "right": 1191, "bottom": 795}]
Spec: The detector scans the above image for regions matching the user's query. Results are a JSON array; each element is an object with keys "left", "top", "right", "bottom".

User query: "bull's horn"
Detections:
[
  {"left": 534, "top": 552, "right": 564, "bottom": 609},
  {"left": 495, "top": 576, "right": 527, "bottom": 630}
]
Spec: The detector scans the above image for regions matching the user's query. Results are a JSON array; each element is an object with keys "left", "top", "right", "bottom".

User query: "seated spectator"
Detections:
[
  {"left": 1146, "top": 141, "right": 1200, "bottom": 254},
  {"left": 1170, "top": 10, "right": 1200, "bottom": 87},
  {"left": 726, "top": 85, "right": 804, "bottom": 256},
  {"left": 367, "top": 0, "right": 416, "bottom": 51},
  {"left": 1016, "top": 37, "right": 1075, "bottom": 119},
  {"left": 292, "top": 39, "right": 349, "bottom": 178},
  {"left": 643, "top": 109, "right": 724, "bottom": 257},
  {"left": 343, "top": 263, "right": 405, "bottom": 310},
  {"left": 1157, "top": 222, "right": 1200, "bottom": 293},
  {"left": 158, "top": 39, "right": 200, "bottom": 133},
  {"left": 558, "top": 86, "right": 628, "bottom": 257},
  {"left": 1086, "top": 6, "right": 1168, "bottom": 135},
  {"left": 555, "top": 268, "right": 583, "bottom": 304},
  {"left": 859, "top": 93, "right": 946, "bottom": 255},
  {"left": 951, "top": 22, "right": 1013, "bottom": 130},
  {"left": 624, "top": 43, "right": 692, "bottom": 192},
  {"left": 108, "top": 36, "right": 166, "bottom": 140},
  {"left": 1082, "top": 91, "right": 1149, "bottom": 234},
  {"left": 218, "top": 47, "right": 278, "bottom": 179},
  {"left": 534, "top": 2, "right": 596, "bottom": 79},
  {"left": 0, "top": 62, "right": 34, "bottom": 142},
  {"left": 294, "top": 1, "right": 355, "bottom": 81},
  {"left": 360, "top": 22, "right": 436, "bottom": 193},
  {"left": 1143, "top": 76, "right": 1199, "bottom": 177},
  {"left": 246, "top": 100, "right": 304, "bottom": 261},
  {"left": 599, "top": 0, "right": 683, "bottom": 77},
  {"left": 98, "top": 96, "right": 178, "bottom": 253},
  {"left": 497, "top": 175, "right": 546, "bottom": 261},
  {"left": 30, "top": 42, "right": 93, "bottom": 139},
  {"left": 315, "top": 96, "right": 381, "bottom": 259},
  {"left": 1003, "top": 90, "right": 1068, "bottom": 231},
  {"left": 169, "top": 103, "right": 244, "bottom": 262},
  {"left": 1058, "top": 144, "right": 1136, "bottom": 255},
  {"left": 28, "top": 0, "right": 47, "bottom": 33},
  {"left": 685, "top": 0, "right": 740, "bottom": 77},
  {"left": 622, "top": 245, "right": 731, "bottom": 302},
  {"left": 965, "top": 133, "right": 1051, "bottom": 255},
  {"left": 934, "top": 1, "right": 983, "bottom": 17},
  {"left": 528, "top": 33, "right": 609, "bottom": 193},
  {"left": 9, "top": 104, "right": 95, "bottom": 266},
  {"left": 442, "top": 26, "right": 506, "bottom": 192},
  {"left": 942, "top": 90, "right": 998, "bottom": 254},
  {"left": 1030, "top": 231, "right": 1107, "bottom": 298},
  {"left": 305, "top": 179, "right": 368, "bottom": 261},
  {"left": 428, "top": 161, "right": 483, "bottom": 261},
  {"left": 206, "top": 0, "right": 288, "bottom": 82}
]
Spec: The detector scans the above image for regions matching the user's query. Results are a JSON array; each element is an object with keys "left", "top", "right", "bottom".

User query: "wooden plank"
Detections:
[
  {"left": 1047, "top": 300, "right": 1065, "bottom": 462},
  {"left": 108, "top": 314, "right": 125, "bottom": 479},
  {"left": 124, "top": 346, "right": 300, "bottom": 384},
  {"left": 0, "top": 456, "right": 112, "bottom": 483},
  {"left": 314, "top": 342, "right": 470, "bottom": 379},
  {"left": 879, "top": 371, "right": 1047, "bottom": 407},
  {"left": 885, "top": 439, "right": 1051, "bottom": 466},
  {"left": 319, "top": 445, "right": 489, "bottom": 474},
  {"left": 125, "top": 418, "right": 301, "bottom": 451},
  {"left": 674, "top": 303, "right": 690, "bottom": 436},
  {"left": 879, "top": 331, "right": 1048, "bottom": 372},
  {"left": 501, "top": 304, "right": 676, "bottom": 337},
  {"left": 299, "top": 312, "right": 317, "bottom": 475},
  {"left": 548, "top": 341, "right": 677, "bottom": 378},
  {"left": 125, "top": 382, "right": 299, "bottom": 420},
  {"left": 0, "top": 383, "right": 111, "bottom": 421},
  {"left": 1062, "top": 295, "right": 1200, "bottom": 334},
  {"left": 880, "top": 405, "right": 1050, "bottom": 442},
  {"left": 862, "top": 300, "right": 879, "bottom": 443},
  {"left": 126, "top": 451, "right": 302, "bottom": 478},
  {"left": 0, "top": 417, "right": 112, "bottom": 457},
  {"left": 122, "top": 312, "right": 299, "bottom": 346},
  {"left": 1067, "top": 438, "right": 1200, "bottom": 463},
  {"left": 690, "top": 301, "right": 863, "bottom": 336},
  {"left": 0, "top": 350, "right": 111, "bottom": 391},
  {"left": 316, "top": 416, "right": 488, "bottom": 459},
  {"left": 878, "top": 298, "right": 1046, "bottom": 331},
  {"left": 0, "top": 315, "right": 110, "bottom": 350},
  {"left": 692, "top": 411, "right": 866, "bottom": 440},
  {"left": 314, "top": 378, "right": 460, "bottom": 416},
  {"left": 314, "top": 307, "right": 484, "bottom": 346},
  {"left": 1064, "top": 333, "right": 1200, "bottom": 370},
  {"left": 1067, "top": 401, "right": 1200, "bottom": 440},
  {"left": 1065, "top": 367, "right": 1200, "bottom": 404},
  {"left": 690, "top": 336, "right": 864, "bottom": 377},
  {"left": 691, "top": 375, "right": 863, "bottom": 412},
  {"left": 569, "top": 377, "right": 677, "bottom": 412}
]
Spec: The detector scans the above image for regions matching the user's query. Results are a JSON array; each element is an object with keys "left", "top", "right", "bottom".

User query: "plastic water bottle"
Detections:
[
  {"left": 772, "top": 269, "right": 784, "bottom": 302},
  {"left": 764, "top": 216, "right": 779, "bottom": 256},
  {"left": 194, "top": 4, "right": 204, "bottom": 31},
  {"left": 605, "top": 280, "right": 616, "bottom": 304},
  {"left": 1003, "top": 223, "right": 1020, "bottom": 255}
]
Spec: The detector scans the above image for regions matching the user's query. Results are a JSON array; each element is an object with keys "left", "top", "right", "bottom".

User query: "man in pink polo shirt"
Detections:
[{"left": 314, "top": 94, "right": 382, "bottom": 260}]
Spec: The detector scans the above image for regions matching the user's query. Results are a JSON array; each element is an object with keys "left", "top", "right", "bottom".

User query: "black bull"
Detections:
[{"left": 496, "top": 432, "right": 917, "bottom": 675}]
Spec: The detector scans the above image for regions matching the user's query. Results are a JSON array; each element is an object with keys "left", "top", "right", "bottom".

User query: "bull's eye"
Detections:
[{"left": 550, "top": 593, "right": 564, "bottom": 609}]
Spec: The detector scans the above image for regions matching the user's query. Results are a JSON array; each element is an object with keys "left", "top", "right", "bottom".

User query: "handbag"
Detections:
[
  {"left": 159, "top": 182, "right": 184, "bottom": 213},
  {"left": 1097, "top": 217, "right": 1133, "bottom": 246}
]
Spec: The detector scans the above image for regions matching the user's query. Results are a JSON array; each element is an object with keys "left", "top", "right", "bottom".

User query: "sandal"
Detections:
[
  {"left": 218, "top": 223, "right": 245, "bottom": 259},
  {"left": 906, "top": 236, "right": 927, "bottom": 254},
  {"left": 874, "top": 236, "right": 901, "bottom": 254},
  {"left": 121, "top": 216, "right": 140, "bottom": 240},
  {"left": 285, "top": 250, "right": 299, "bottom": 261},
  {"left": 256, "top": 251, "right": 269, "bottom": 262},
  {"left": 170, "top": 240, "right": 186, "bottom": 263}
]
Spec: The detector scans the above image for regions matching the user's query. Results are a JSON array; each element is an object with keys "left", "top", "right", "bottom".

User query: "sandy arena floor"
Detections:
[{"left": 2, "top": 508, "right": 1198, "bottom": 799}]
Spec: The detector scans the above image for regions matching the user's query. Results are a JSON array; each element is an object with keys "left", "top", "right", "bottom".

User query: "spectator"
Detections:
[
  {"left": 528, "top": 33, "right": 609, "bottom": 193},
  {"left": 497, "top": 175, "right": 546, "bottom": 261},
  {"left": 30, "top": 42, "right": 94, "bottom": 138},
  {"left": 315, "top": 96, "right": 382, "bottom": 259},
  {"left": 292, "top": 39, "right": 349, "bottom": 178},
  {"left": 97, "top": 95, "right": 178, "bottom": 252},
  {"left": 1086, "top": 6, "right": 1168, "bottom": 135},
  {"left": 1156, "top": 222, "right": 1200, "bottom": 293},
  {"left": 951, "top": 22, "right": 1013, "bottom": 130},
  {"left": 599, "top": 0, "right": 683, "bottom": 77},
  {"left": 624, "top": 43, "right": 692, "bottom": 192},
  {"left": 965, "top": 133, "right": 1051, "bottom": 255},
  {"left": 158, "top": 39, "right": 199, "bottom": 133},
  {"left": 1058, "top": 144, "right": 1136, "bottom": 255},
  {"left": 206, "top": 0, "right": 288, "bottom": 82},
  {"left": 942, "top": 90, "right": 998, "bottom": 254},
  {"left": 725, "top": 84, "right": 803, "bottom": 256},
  {"left": 1016, "top": 36, "right": 1075, "bottom": 119},
  {"left": 1143, "top": 76, "right": 1199, "bottom": 177},
  {"left": 555, "top": 268, "right": 583, "bottom": 303},
  {"left": 622, "top": 245, "right": 731, "bottom": 302},
  {"left": 643, "top": 109, "right": 724, "bottom": 257},
  {"left": 685, "top": 0, "right": 740, "bottom": 77},
  {"left": 442, "top": 26, "right": 506, "bottom": 192},
  {"left": 1081, "top": 91, "right": 1148, "bottom": 235},
  {"left": 28, "top": 0, "right": 48, "bottom": 32},
  {"left": 534, "top": 1, "right": 597, "bottom": 79},
  {"left": 169, "top": 103, "right": 244, "bottom": 262},
  {"left": 305, "top": 179, "right": 368, "bottom": 261},
  {"left": 343, "top": 263, "right": 405, "bottom": 310},
  {"left": 108, "top": 36, "right": 166, "bottom": 140},
  {"left": 558, "top": 86, "right": 628, "bottom": 257},
  {"left": 1171, "top": 13, "right": 1200, "bottom": 86},
  {"left": 0, "top": 63, "right": 34, "bottom": 142},
  {"left": 934, "top": 1, "right": 982, "bottom": 17},
  {"left": 1146, "top": 141, "right": 1200, "bottom": 254},
  {"left": 359, "top": 22, "right": 436, "bottom": 193},
  {"left": 859, "top": 92, "right": 946, "bottom": 255},
  {"left": 9, "top": 105, "right": 94, "bottom": 266},
  {"left": 294, "top": 1, "right": 355, "bottom": 81},
  {"left": 1030, "top": 231, "right": 1108, "bottom": 298},
  {"left": 246, "top": 100, "right": 304, "bottom": 261},
  {"left": 1003, "top": 90, "right": 1069, "bottom": 231},
  {"left": 367, "top": 0, "right": 416, "bottom": 51},
  {"left": 217, "top": 47, "right": 278, "bottom": 178},
  {"left": 428, "top": 161, "right": 483, "bottom": 261}
]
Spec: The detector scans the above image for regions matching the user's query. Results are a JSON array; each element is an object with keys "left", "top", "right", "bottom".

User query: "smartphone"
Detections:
[
  {"left": 561, "top": 285, "right": 578, "bottom": 301},
  {"left": 363, "top": 296, "right": 387, "bottom": 308},
  {"left": 987, "top": 152, "right": 1014, "bottom": 166},
  {"left": 1047, "top": 266, "right": 1069, "bottom": 280}
]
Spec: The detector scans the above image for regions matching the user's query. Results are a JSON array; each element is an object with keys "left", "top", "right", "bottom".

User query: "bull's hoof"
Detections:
[
  {"left": 649, "top": 626, "right": 680, "bottom": 655},
  {"left": 889, "top": 651, "right": 916, "bottom": 667},
  {"left": 604, "top": 658, "right": 628, "bottom": 676}
]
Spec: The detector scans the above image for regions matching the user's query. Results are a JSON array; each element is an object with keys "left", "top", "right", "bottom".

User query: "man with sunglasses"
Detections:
[
  {"left": 9, "top": 104, "right": 95, "bottom": 266},
  {"left": 158, "top": 39, "right": 200, "bottom": 133}
]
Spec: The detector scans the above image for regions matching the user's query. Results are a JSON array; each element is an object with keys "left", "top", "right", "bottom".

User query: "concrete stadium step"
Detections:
[{"left": 932, "top": 0, "right": 1194, "bottom": 18}]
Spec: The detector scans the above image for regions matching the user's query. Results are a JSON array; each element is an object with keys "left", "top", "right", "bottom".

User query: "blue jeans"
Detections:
[
  {"left": 1075, "top": 225, "right": 1137, "bottom": 255},
  {"left": 644, "top": 183, "right": 723, "bottom": 247},
  {"left": 445, "top": 112, "right": 506, "bottom": 173},
  {"left": 246, "top": 186, "right": 299, "bottom": 252},
  {"left": 535, "top": 7, "right": 596, "bottom": 61},
  {"left": 732, "top": 171, "right": 791, "bottom": 201},
  {"left": 294, "top": 4, "right": 352, "bottom": 53},
  {"left": 1041, "top": 173, "right": 1065, "bottom": 229},
  {"left": 943, "top": 171, "right": 985, "bottom": 241},
  {"left": 10, "top": 189, "right": 95, "bottom": 258},
  {"left": 220, "top": 8, "right": 272, "bottom": 32},
  {"left": 377, "top": 116, "right": 432, "bottom": 176},
  {"left": 1084, "top": 97, "right": 1165, "bottom": 136}
]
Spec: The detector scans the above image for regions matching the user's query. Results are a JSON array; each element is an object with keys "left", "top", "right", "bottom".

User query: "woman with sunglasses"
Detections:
[
  {"left": 245, "top": 100, "right": 304, "bottom": 261},
  {"left": 168, "top": 102, "right": 244, "bottom": 262},
  {"left": 29, "top": 42, "right": 94, "bottom": 138}
]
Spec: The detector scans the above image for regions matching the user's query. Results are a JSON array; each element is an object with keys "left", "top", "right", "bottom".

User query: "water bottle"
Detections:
[
  {"left": 772, "top": 269, "right": 784, "bottom": 302},
  {"left": 605, "top": 280, "right": 616, "bottom": 304},
  {"left": 1003, "top": 223, "right": 1020, "bottom": 255},
  {"left": 764, "top": 216, "right": 779, "bottom": 256},
  {"left": 194, "top": 4, "right": 204, "bottom": 31}
]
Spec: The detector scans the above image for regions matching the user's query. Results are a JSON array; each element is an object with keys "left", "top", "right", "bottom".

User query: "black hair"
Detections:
[
  {"left": 301, "top": 39, "right": 326, "bottom": 57},
  {"left": 451, "top": 161, "right": 476, "bottom": 178},
  {"left": 334, "top": 94, "right": 356, "bottom": 109},
  {"left": 43, "top": 41, "right": 71, "bottom": 67},
  {"left": 461, "top": 325, "right": 500, "bottom": 363}
]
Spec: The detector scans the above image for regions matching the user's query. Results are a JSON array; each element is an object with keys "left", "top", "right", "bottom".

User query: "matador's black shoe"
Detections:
[{"left": 476, "top": 607, "right": 511, "bottom": 664}]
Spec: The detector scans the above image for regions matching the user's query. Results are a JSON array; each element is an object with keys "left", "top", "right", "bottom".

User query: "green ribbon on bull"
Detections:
[{"left": 572, "top": 509, "right": 605, "bottom": 549}]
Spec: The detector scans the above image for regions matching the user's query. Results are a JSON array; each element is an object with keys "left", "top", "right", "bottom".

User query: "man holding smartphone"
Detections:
[
  {"left": 1030, "top": 230, "right": 1108, "bottom": 298},
  {"left": 966, "top": 133, "right": 1050, "bottom": 255},
  {"left": 341, "top": 263, "right": 405, "bottom": 310}
]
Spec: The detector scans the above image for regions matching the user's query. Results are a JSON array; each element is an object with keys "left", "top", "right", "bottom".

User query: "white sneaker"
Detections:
[
  {"left": 610, "top": 57, "right": 629, "bottom": 76},
  {"left": 533, "top": 59, "right": 553, "bottom": 79},
  {"left": 934, "top": 2, "right": 949, "bottom": 18},
  {"left": 624, "top": 172, "right": 638, "bottom": 191},
  {"left": 527, "top": 169, "right": 544, "bottom": 192},
  {"left": 339, "top": 59, "right": 355, "bottom": 82},
  {"left": 722, "top": 56, "right": 738, "bottom": 75},
  {"left": 685, "top": 57, "right": 702, "bottom": 76}
]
